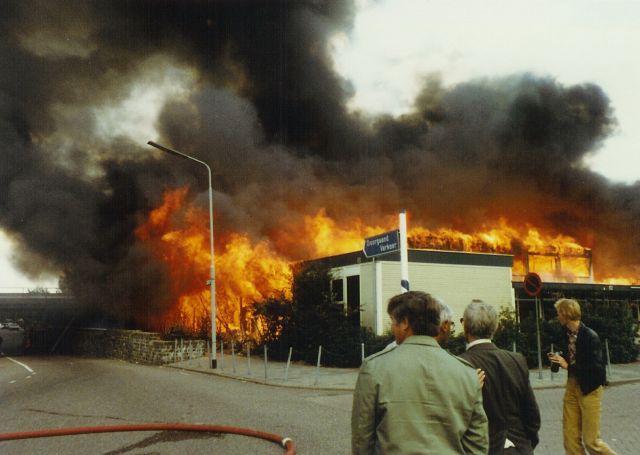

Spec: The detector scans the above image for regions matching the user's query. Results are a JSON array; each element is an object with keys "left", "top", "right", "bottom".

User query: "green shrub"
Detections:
[
  {"left": 256, "top": 268, "right": 639, "bottom": 368},
  {"left": 580, "top": 300, "right": 639, "bottom": 363},
  {"left": 497, "top": 300, "right": 638, "bottom": 367},
  {"left": 257, "top": 262, "right": 372, "bottom": 367},
  {"left": 361, "top": 329, "right": 395, "bottom": 358}
]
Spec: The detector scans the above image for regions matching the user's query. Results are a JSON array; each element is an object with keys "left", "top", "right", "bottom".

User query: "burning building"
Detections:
[
  {"left": 306, "top": 222, "right": 640, "bottom": 335},
  {"left": 0, "top": 2, "right": 639, "bottom": 341}
]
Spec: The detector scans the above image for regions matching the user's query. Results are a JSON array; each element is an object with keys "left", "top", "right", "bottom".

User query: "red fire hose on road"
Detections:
[{"left": 0, "top": 423, "right": 296, "bottom": 454}]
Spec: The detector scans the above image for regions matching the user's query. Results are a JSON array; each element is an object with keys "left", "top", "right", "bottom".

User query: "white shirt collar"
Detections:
[{"left": 466, "top": 339, "right": 492, "bottom": 350}]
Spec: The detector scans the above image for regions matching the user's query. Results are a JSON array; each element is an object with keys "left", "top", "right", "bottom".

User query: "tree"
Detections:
[{"left": 257, "top": 261, "right": 367, "bottom": 366}]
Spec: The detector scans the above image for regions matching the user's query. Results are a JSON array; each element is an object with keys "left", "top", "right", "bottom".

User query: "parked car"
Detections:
[{"left": 4, "top": 322, "right": 23, "bottom": 331}]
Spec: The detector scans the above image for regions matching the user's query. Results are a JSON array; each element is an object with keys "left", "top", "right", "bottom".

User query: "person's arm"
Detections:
[
  {"left": 588, "top": 332, "right": 605, "bottom": 372},
  {"left": 583, "top": 330, "right": 607, "bottom": 385},
  {"left": 461, "top": 386, "right": 489, "bottom": 455},
  {"left": 351, "top": 362, "right": 378, "bottom": 455}
]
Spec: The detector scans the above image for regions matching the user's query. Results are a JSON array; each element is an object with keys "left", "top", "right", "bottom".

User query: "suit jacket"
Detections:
[
  {"left": 352, "top": 335, "right": 488, "bottom": 455},
  {"left": 459, "top": 343, "right": 540, "bottom": 455},
  {"left": 560, "top": 322, "right": 607, "bottom": 395}
]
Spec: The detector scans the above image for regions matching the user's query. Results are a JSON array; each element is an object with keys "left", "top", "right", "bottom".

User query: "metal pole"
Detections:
[
  {"left": 535, "top": 296, "right": 543, "bottom": 379},
  {"left": 207, "top": 174, "right": 217, "bottom": 369},
  {"left": 550, "top": 343, "right": 554, "bottom": 381},
  {"left": 314, "top": 346, "right": 322, "bottom": 386},
  {"left": 147, "top": 141, "right": 217, "bottom": 369},
  {"left": 264, "top": 345, "right": 268, "bottom": 381},
  {"left": 231, "top": 340, "right": 236, "bottom": 373},
  {"left": 220, "top": 341, "right": 224, "bottom": 370},
  {"left": 284, "top": 347, "right": 292, "bottom": 382},
  {"left": 605, "top": 338, "right": 612, "bottom": 378},
  {"left": 399, "top": 210, "right": 410, "bottom": 292},
  {"left": 361, "top": 343, "right": 365, "bottom": 362},
  {"left": 247, "top": 344, "right": 251, "bottom": 376}
]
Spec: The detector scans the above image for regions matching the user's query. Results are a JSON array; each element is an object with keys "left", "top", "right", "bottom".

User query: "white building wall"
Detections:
[
  {"left": 375, "top": 261, "right": 514, "bottom": 335},
  {"left": 358, "top": 262, "right": 376, "bottom": 331}
]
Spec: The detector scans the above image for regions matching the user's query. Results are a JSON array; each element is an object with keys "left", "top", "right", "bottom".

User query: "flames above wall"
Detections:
[{"left": 128, "top": 187, "right": 632, "bottom": 335}]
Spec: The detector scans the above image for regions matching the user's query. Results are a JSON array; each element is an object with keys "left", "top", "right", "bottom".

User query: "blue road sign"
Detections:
[{"left": 363, "top": 230, "right": 400, "bottom": 257}]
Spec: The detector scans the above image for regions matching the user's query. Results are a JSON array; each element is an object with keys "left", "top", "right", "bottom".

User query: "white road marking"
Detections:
[{"left": 6, "top": 357, "right": 35, "bottom": 374}]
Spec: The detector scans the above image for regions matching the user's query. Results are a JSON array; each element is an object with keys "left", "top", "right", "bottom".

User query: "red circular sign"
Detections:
[{"left": 523, "top": 272, "right": 543, "bottom": 297}]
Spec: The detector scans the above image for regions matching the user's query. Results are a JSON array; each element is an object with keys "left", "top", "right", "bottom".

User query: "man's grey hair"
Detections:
[
  {"left": 439, "top": 303, "right": 453, "bottom": 326},
  {"left": 463, "top": 299, "right": 498, "bottom": 339}
]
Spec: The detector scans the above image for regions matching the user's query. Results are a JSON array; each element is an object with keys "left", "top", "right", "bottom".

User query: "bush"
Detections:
[
  {"left": 253, "top": 292, "right": 292, "bottom": 346},
  {"left": 581, "top": 300, "right": 639, "bottom": 363},
  {"left": 497, "top": 301, "right": 638, "bottom": 368},
  {"left": 257, "top": 262, "right": 373, "bottom": 367},
  {"left": 446, "top": 333, "right": 466, "bottom": 356},
  {"left": 493, "top": 306, "right": 528, "bottom": 352},
  {"left": 256, "top": 268, "right": 639, "bottom": 368},
  {"left": 361, "top": 329, "right": 395, "bottom": 358}
]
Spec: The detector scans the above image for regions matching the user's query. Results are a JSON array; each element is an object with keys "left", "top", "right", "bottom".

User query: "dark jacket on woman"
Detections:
[{"left": 560, "top": 322, "right": 607, "bottom": 395}]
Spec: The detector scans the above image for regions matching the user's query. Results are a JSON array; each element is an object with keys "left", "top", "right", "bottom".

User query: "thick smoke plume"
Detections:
[{"left": 1, "top": 1, "right": 638, "bottom": 327}]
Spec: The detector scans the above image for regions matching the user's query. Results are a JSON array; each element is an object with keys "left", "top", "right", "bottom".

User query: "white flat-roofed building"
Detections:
[{"left": 308, "top": 249, "right": 515, "bottom": 336}]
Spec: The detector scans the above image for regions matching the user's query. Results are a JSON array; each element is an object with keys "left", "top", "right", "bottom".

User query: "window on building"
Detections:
[{"left": 331, "top": 279, "right": 344, "bottom": 302}]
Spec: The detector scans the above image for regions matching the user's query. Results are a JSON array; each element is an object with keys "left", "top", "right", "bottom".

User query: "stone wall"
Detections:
[{"left": 71, "top": 328, "right": 207, "bottom": 365}]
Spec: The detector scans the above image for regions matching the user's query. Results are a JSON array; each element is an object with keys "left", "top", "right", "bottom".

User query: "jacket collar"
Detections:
[
  {"left": 466, "top": 340, "right": 496, "bottom": 351},
  {"left": 401, "top": 335, "right": 441, "bottom": 348},
  {"left": 564, "top": 321, "right": 585, "bottom": 336}
]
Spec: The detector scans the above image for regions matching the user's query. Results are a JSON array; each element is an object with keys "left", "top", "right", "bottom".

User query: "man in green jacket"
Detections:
[{"left": 351, "top": 291, "right": 489, "bottom": 455}]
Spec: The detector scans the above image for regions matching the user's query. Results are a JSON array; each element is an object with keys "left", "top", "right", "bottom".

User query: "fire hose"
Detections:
[{"left": 0, "top": 423, "right": 296, "bottom": 454}]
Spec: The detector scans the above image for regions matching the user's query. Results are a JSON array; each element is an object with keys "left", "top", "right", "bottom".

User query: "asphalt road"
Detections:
[
  {"left": 0, "top": 356, "right": 352, "bottom": 454},
  {"left": 1, "top": 357, "right": 637, "bottom": 454}
]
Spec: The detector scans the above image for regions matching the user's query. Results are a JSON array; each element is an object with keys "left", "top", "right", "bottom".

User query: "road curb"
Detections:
[
  {"left": 166, "top": 362, "right": 640, "bottom": 392},
  {"left": 166, "top": 364, "right": 356, "bottom": 392}
]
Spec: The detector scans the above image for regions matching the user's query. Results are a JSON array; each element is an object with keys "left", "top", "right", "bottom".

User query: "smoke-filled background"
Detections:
[{"left": 1, "top": 0, "right": 639, "bottom": 328}]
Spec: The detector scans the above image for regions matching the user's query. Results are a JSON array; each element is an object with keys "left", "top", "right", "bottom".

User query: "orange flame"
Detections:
[
  {"left": 136, "top": 190, "right": 637, "bottom": 336},
  {"left": 303, "top": 209, "right": 396, "bottom": 257},
  {"left": 135, "top": 188, "right": 292, "bottom": 338},
  {"left": 408, "top": 222, "right": 594, "bottom": 282}
]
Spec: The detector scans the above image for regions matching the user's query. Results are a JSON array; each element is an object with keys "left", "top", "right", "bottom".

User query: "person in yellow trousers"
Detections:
[{"left": 549, "top": 299, "right": 617, "bottom": 455}]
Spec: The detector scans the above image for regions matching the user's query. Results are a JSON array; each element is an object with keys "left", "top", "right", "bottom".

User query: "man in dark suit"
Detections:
[{"left": 459, "top": 300, "right": 540, "bottom": 454}]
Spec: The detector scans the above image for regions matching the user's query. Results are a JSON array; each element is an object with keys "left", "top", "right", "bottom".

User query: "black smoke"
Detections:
[{"left": 1, "top": 1, "right": 638, "bottom": 327}]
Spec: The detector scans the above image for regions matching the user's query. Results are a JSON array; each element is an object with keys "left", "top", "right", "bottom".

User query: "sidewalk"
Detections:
[{"left": 167, "top": 355, "right": 640, "bottom": 391}]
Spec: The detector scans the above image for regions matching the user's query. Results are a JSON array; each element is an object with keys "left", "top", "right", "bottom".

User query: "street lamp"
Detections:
[{"left": 147, "top": 140, "right": 217, "bottom": 369}]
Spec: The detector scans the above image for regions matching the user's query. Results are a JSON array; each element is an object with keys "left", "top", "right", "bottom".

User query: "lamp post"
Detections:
[{"left": 147, "top": 140, "right": 217, "bottom": 369}]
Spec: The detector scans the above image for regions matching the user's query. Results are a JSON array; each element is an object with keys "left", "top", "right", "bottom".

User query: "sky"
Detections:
[
  {"left": 1, "top": 0, "right": 639, "bottom": 290},
  {"left": 331, "top": 0, "right": 639, "bottom": 183}
]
